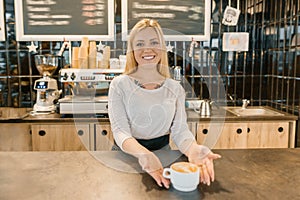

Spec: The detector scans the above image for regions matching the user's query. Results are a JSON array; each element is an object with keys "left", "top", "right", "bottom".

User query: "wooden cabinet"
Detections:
[
  {"left": 31, "top": 123, "right": 90, "bottom": 151},
  {"left": 0, "top": 116, "right": 294, "bottom": 151},
  {"left": 92, "top": 123, "right": 114, "bottom": 151},
  {"left": 0, "top": 123, "right": 32, "bottom": 151},
  {"left": 196, "top": 121, "right": 291, "bottom": 149}
]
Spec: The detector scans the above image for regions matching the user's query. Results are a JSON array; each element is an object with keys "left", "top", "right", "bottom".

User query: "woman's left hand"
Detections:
[
  {"left": 193, "top": 152, "right": 221, "bottom": 186},
  {"left": 186, "top": 143, "right": 221, "bottom": 186}
]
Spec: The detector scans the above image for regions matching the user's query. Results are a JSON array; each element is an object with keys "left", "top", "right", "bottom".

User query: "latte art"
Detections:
[{"left": 171, "top": 162, "right": 198, "bottom": 173}]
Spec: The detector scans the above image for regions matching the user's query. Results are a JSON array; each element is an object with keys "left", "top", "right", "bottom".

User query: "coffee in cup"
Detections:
[{"left": 163, "top": 162, "right": 200, "bottom": 192}]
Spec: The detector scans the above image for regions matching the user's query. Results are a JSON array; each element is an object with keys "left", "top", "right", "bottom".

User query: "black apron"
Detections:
[{"left": 112, "top": 134, "right": 170, "bottom": 151}]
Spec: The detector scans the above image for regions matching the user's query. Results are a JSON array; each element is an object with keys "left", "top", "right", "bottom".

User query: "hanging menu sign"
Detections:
[
  {"left": 14, "top": 0, "right": 114, "bottom": 41},
  {"left": 0, "top": 1, "right": 5, "bottom": 41},
  {"left": 122, "top": 0, "right": 211, "bottom": 41}
]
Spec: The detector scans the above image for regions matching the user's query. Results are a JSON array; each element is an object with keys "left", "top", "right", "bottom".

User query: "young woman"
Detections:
[{"left": 108, "top": 19, "right": 221, "bottom": 188}]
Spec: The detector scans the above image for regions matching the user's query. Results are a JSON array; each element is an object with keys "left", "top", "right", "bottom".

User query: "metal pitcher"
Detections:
[
  {"left": 194, "top": 99, "right": 214, "bottom": 116},
  {"left": 173, "top": 66, "right": 182, "bottom": 81}
]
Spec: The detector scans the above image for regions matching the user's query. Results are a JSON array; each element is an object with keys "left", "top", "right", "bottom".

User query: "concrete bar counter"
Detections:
[{"left": 1, "top": 149, "right": 300, "bottom": 199}]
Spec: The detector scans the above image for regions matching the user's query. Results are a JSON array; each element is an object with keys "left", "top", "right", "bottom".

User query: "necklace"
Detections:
[{"left": 133, "top": 79, "right": 163, "bottom": 89}]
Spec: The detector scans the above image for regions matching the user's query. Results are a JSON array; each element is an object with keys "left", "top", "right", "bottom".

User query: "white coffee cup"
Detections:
[{"left": 163, "top": 162, "right": 200, "bottom": 192}]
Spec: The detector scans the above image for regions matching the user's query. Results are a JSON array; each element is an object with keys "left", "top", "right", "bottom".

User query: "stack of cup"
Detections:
[
  {"left": 88, "top": 40, "right": 97, "bottom": 69},
  {"left": 78, "top": 37, "right": 89, "bottom": 69},
  {"left": 100, "top": 46, "right": 110, "bottom": 69},
  {"left": 72, "top": 47, "right": 80, "bottom": 68}
]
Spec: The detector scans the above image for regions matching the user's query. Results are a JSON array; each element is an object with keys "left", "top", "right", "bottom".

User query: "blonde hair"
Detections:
[{"left": 124, "top": 19, "right": 170, "bottom": 78}]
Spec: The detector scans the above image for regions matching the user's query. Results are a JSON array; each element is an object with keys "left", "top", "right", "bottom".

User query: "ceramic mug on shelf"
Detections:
[{"left": 163, "top": 162, "right": 200, "bottom": 192}]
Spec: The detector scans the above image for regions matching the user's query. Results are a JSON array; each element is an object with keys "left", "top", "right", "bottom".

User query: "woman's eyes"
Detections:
[
  {"left": 136, "top": 42, "right": 144, "bottom": 47},
  {"left": 134, "top": 41, "right": 160, "bottom": 48},
  {"left": 151, "top": 41, "right": 159, "bottom": 46}
]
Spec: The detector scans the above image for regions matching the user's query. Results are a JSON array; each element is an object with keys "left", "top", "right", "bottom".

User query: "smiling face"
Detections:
[
  {"left": 132, "top": 27, "right": 163, "bottom": 67},
  {"left": 124, "top": 19, "right": 170, "bottom": 78}
]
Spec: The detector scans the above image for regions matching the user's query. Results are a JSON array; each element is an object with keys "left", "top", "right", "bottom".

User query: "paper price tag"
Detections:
[{"left": 222, "top": 32, "right": 249, "bottom": 52}]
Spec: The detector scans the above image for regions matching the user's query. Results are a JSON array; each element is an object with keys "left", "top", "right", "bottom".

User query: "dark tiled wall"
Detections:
[{"left": 0, "top": 0, "right": 299, "bottom": 145}]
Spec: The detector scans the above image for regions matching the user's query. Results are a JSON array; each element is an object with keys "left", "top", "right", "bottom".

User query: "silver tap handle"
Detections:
[{"left": 242, "top": 99, "right": 250, "bottom": 108}]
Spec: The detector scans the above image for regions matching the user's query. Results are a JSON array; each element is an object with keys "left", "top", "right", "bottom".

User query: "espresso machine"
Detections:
[
  {"left": 33, "top": 55, "right": 61, "bottom": 113},
  {"left": 58, "top": 68, "right": 123, "bottom": 115}
]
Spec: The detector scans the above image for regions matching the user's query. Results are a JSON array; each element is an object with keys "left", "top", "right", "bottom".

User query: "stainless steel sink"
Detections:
[{"left": 225, "top": 106, "right": 284, "bottom": 116}]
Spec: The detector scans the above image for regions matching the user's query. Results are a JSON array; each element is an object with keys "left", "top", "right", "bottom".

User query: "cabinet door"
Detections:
[
  {"left": 247, "top": 122, "right": 289, "bottom": 148},
  {"left": 0, "top": 123, "right": 32, "bottom": 151},
  {"left": 31, "top": 124, "right": 90, "bottom": 151},
  {"left": 197, "top": 122, "right": 248, "bottom": 149},
  {"left": 94, "top": 124, "right": 114, "bottom": 151}
]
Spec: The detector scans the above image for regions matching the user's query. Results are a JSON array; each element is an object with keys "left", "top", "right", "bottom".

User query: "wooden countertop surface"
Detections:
[
  {"left": 1, "top": 149, "right": 300, "bottom": 200},
  {"left": 0, "top": 106, "right": 297, "bottom": 123}
]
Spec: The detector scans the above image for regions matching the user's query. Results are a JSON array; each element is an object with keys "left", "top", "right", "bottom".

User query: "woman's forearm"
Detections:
[{"left": 122, "top": 138, "right": 151, "bottom": 158}]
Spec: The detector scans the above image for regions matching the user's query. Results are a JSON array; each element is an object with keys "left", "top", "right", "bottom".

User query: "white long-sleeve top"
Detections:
[{"left": 108, "top": 75, "right": 195, "bottom": 153}]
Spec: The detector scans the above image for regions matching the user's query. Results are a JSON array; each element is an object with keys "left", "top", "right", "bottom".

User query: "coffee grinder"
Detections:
[{"left": 33, "top": 55, "right": 61, "bottom": 113}]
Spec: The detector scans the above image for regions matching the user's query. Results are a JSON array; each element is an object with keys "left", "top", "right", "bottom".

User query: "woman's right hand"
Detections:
[
  {"left": 137, "top": 152, "right": 170, "bottom": 188},
  {"left": 121, "top": 138, "right": 170, "bottom": 188},
  {"left": 149, "top": 169, "right": 170, "bottom": 189}
]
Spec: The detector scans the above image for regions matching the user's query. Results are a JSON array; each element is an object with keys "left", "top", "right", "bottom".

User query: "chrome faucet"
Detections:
[
  {"left": 227, "top": 93, "right": 234, "bottom": 101},
  {"left": 242, "top": 99, "right": 250, "bottom": 109}
]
